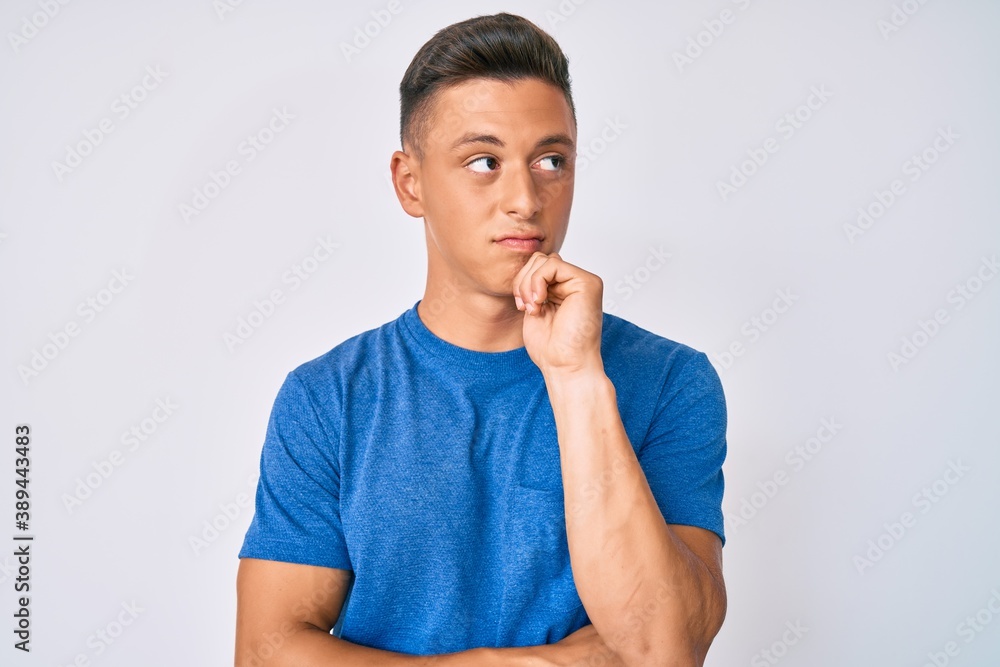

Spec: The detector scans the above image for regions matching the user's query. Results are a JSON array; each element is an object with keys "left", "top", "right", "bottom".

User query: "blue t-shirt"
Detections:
[{"left": 238, "top": 299, "right": 726, "bottom": 654}]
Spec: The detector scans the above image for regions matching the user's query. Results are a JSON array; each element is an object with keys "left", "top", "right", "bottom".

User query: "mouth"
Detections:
[
  {"left": 495, "top": 238, "right": 541, "bottom": 252},
  {"left": 494, "top": 233, "right": 543, "bottom": 253}
]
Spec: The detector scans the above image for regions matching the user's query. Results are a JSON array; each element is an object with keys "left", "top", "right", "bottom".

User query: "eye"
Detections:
[
  {"left": 537, "top": 155, "right": 564, "bottom": 171},
  {"left": 467, "top": 156, "right": 499, "bottom": 174}
]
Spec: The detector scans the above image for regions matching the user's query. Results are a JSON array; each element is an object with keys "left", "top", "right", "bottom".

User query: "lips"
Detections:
[
  {"left": 495, "top": 237, "right": 541, "bottom": 252},
  {"left": 495, "top": 232, "right": 543, "bottom": 242}
]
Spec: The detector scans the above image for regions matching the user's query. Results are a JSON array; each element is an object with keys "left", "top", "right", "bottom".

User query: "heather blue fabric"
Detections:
[{"left": 238, "top": 299, "right": 726, "bottom": 654}]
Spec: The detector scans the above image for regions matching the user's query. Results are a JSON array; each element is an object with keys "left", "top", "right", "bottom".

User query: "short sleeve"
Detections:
[
  {"left": 637, "top": 351, "right": 727, "bottom": 547},
  {"left": 238, "top": 370, "right": 351, "bottom": 570}
]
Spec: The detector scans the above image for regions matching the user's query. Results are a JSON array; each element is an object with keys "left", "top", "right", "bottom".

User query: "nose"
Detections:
[{"left": 501, "top": 162, "right": 542, "bottom": 221}]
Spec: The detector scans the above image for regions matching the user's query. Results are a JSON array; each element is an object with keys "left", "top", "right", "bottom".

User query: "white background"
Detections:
[{"left": 2, "top": 0, "right": 998, "bottom": 665}]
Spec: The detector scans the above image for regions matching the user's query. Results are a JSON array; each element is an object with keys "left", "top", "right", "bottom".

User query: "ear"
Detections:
[{"left": 390, "top": 150, "right": 424, "bottom": 218}]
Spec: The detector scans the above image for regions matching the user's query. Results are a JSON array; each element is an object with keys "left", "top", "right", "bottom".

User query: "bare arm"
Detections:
[
  {"left": 509, "top": 251, "right": 728, "bottom": 665},
  {"left": 235, "top": 558, "right": 622, "bottom": 667},
  {"left": 545, "top": 369, "right": 727, "bottom": 667}
]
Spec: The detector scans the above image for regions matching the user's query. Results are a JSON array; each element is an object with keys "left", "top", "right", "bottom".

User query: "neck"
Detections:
[{"left": 418, "top": 275, "right": 524, "bottom": 352}]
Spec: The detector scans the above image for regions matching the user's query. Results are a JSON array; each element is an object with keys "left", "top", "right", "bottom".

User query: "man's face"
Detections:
[{"left": 395, "top": 77, "right": 577, "bottom": 299}]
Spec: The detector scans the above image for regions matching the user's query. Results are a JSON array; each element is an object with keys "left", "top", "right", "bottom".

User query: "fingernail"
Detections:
[
  {"left": 531, "top": 291, "right": 538, "bottom": 303},
  {"left": 515, "top": 295, "right": 523, "bottom": 309}
]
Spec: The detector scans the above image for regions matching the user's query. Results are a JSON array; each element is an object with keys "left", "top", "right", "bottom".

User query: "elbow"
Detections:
[
  {"left": 628, "top": 635, "right": 716, "bottom": 667},
  {"left": 630, "top": 583, "right": 727, "bottom": 667},
  {"left": 618, "top": 639, "right": 705, "bottom": 667},
  {"left": 235, "top": 620, "right": 318, "bottom": 667}
]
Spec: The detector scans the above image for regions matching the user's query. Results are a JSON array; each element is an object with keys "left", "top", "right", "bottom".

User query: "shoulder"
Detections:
[
  {"left": 600, "top": 311, "right": 715, "bottom": 388},
  {"left": 289, "top": 311, "right": 403, "bottom": 384},
  {"left": 275, "top": 309, "right": 408, "bottom": 411},
  {"left": 261, "top": 310, "right": 408, "bottom": 441}
]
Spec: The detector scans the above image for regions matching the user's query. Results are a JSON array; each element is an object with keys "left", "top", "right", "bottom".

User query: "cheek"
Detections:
[
  {"left": 425, "top": 174, "right": 485, "bottom": 218},
  {"left": 448, "top": 192, "right": 485, "bottom": 226},
  {"left": 540, "top": 175, "right": 573, "bottom": 209},
  {"left": 432, "top": 190, "right": 490, "bottom": 241}
]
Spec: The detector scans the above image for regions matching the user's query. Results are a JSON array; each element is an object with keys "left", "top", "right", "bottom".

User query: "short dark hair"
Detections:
[{"left": 399, "top": 12, "right": 576, "bottom": 161}]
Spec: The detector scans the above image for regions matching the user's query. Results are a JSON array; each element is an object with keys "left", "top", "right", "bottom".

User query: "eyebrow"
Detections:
[{"left": 449, "top": 131, "right": 575, "bottom": 153}]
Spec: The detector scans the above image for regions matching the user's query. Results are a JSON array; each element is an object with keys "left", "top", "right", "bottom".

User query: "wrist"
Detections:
[
  {"left": 477, "top": 645, "right": 555, "bottom": 667},
  {"left": 541, "top": 354, "right": 606, "bottom": 385},
  {"left": 543, "top": 366, "right": 614, "bottom": 403}
]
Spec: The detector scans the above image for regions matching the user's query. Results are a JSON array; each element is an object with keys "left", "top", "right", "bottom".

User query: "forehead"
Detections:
[{"left": 424, "top": 77, "right": 575, "bottom": 149}]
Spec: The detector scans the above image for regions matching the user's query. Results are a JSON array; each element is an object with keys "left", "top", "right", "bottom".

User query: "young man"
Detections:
[{"left": 236, "top": 12, "right": 727, "bottom": 667}]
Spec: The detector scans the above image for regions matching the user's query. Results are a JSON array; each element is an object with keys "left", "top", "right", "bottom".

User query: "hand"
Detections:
[
  {"left": 512, "top": 252, "right": 604, "bottom": 376},
  {"left": 545, "top": 623, "right": 626, "bottom": 667}
]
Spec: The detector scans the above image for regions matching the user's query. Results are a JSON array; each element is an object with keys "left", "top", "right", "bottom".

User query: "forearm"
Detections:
[
  {"left": 238, "top": 625, "right": 554, "bottom": 667},
  {"left": 544, "top": 368, "right": 724, "bottom": 666}
]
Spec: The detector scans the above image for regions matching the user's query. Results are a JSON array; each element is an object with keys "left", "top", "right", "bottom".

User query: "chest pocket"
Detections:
[{"left": 502, "top": 484, "right": 584, "bottom": 614}]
